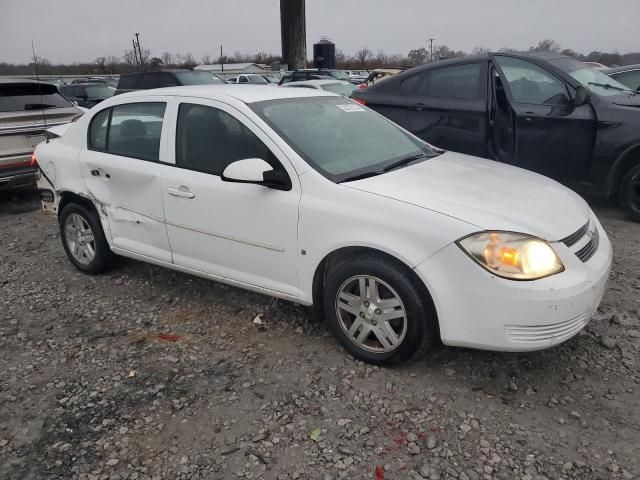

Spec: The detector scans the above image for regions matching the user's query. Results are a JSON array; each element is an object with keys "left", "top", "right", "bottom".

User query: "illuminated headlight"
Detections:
[{"left": 457, "top": 232, "right": 564, "bottom": 280}]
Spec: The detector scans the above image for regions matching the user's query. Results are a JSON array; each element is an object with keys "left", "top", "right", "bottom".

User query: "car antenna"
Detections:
[{"left": 31, "top": 40, "right": 49, "bottom": 143}]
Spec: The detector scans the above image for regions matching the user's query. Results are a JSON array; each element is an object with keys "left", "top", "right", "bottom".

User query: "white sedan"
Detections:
[{"left": 34, "top": 85, "right": 612, "bottom": 364}]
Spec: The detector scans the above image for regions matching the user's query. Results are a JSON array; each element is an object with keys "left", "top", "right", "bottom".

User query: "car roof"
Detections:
[
  {"left": 120, "top": 70, "right": 192, "bottom": 77},
  {"left": 0, "top": 78, "right": 56, "bottom": 86},
  {"left": 606, "top": 64, "right": 640, "bottom": 74},
  {"left": 282, "top": 79, "right": 350, "bottom": 87},
  {"left": 116, "top": 84, "right": 338, "bottom": 104}
]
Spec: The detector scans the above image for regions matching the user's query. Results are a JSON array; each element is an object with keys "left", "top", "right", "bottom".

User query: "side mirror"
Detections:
[
  {"left": 573, "top": 86, "right": 590, "bottom": 106},
  {"left": 221, "top": 158, "right": 291, "bottom": 191}
]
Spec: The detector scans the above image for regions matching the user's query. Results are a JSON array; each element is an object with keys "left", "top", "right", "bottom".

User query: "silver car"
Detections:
[{"left": 0, "top": 79, "right": 82, "bottom": 191}]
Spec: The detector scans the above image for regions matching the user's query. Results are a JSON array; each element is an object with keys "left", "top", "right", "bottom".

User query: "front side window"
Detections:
[
  {"left": 175, "top": 103, "right": 274, "bottom": 176},
  {"left": 238, "top": 76, "right": 250, "bottom": 84},
  {"left": 88, "top": 102, "right": 166, "bottom": 161},
  {"left": 251, "top": 96, "right": 437, "bottom": 182},
  {"left": 494, "top": 56, "right": 570, "bottom": 105},
  {"left": 424, "top": 63, "right": 484, "bottom": 99}
]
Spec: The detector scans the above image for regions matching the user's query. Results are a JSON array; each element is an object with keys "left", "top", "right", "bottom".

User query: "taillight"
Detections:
[
  {"left": 30, "top": 153, "right": 38, "bottom": 168},
  {"left": 359, "top": 83, "right": 368, "bottom": 90},
  {"left": 353, "top": 98, "right": 367, "bottom": 106}
]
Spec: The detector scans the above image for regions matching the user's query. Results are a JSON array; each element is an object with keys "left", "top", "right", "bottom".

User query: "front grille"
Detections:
[
  {"left": 560, "top": 222, "right": 589, "bottom": 247},
  {"left": 575, "top": 227, "right": 599, "bottom": 263},
  {"left": 505, "top": 314, "right": 588, "bottom": 344}
]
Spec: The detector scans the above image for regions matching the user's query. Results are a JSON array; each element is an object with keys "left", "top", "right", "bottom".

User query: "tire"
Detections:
[
  {"left": 323, "top": 255, "right": 436, "bottom": 365},
  {"left": 620, "top": 163, "right": 640, "bottom": 222},
  {"left": 59, "top": 202, "right": 115, "bottom": 274}
]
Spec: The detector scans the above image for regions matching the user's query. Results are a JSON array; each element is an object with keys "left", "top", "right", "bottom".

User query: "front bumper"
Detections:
[{"left": 415, "top": 217, "right": 612, "bottom": 352}]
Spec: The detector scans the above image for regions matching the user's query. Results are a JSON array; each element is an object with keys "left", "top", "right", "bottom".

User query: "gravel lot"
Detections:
[{"left": 1, "top": 191, "right": 639, "bottom": 480}]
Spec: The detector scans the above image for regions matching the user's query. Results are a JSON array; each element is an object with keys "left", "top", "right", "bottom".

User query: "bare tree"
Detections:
[
  {"left": 355, "top": 47, "right": 372, "bottom": 68},
  {"left": 471, "top": 46, "right": 491, "bottom": 55},
  {"left": 105, "top": 55, "right": 120, "bottom": 73},
  {"left": 201, "top": 54, "right": 212, "bottom": 65},
  {"left": 408, "top": 47, "right": 429, "bottom": 65},
  {"left": 335, "top": 49, "right": 347, "bottom": 67},
  {"left": 94, "top": 57, "right": 107, "bottom": 74},
  {"left": 123, "top": 49, "right": 138, "bottom": 66},
  {"left": 179, "top": 53, "right": 197, "bottom": 69},
  {"left": 530, "top": 39, "right": 561, "bottom": 53},
  {"left": 375, "top": 48, "right": 388, "bottom": 65},
  {"left": 161, "top": 52, "right": 173, "bottom": 65}
]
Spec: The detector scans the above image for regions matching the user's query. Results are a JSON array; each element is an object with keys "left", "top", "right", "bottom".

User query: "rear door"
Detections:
[
  {"left": 78, "top": 99, "right": 172, "bottom": 262},
  {"left": 404, "top": 62, "right": 489, "bottom": 157},
  {"left": 492, "top": 55, "right": 596, "bottom": 181}
]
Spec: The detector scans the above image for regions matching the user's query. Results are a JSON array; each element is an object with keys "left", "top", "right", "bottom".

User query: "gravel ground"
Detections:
[{"left": 1, "top": 191, "right": 639, "bottom": 480}]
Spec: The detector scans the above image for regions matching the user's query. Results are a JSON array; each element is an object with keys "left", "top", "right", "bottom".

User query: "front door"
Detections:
[
  {"left": 491, "top": 55, "right": 596, "bottom": 181},
  {"left": 79, "top": 101, "right": 172, "bottom": 262},
  {"left": 404, "top": 62, "right": 489, "bottom": 157},
  {"left": 161, "top": 99, "right": 301, "bottom": 297}
]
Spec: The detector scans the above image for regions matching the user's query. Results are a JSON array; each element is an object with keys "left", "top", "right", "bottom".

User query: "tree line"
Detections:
[{"left": 1, "top": 39, "right": 639, "bottom": 76}]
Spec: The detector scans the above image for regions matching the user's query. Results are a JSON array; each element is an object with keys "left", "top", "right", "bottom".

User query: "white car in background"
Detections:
[
  {"left": 226, "top": 74, "right": 273, "bottom": 85},
  {"left": 281, "top": 79, "right": 357, "bottom": 97},
  {"left": 34, "top": 85, "right": 611, "bottom": 364}
]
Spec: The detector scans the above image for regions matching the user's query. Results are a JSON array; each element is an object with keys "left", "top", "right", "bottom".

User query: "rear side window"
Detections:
[
  {"left": 88, "top": 102, "right": 166, "bottom": 161},
  {"left": 175, "top": 103, "right": 273, "bottom": 176},
  {"left": 117, "top": 74, "right": 141, "bottom": 90},
  {"left": 89, "top": 109, "right": 110, "bottom": 150},
  {"left": 141, "top": 72, "right": 177, "bottom": 89},
  {"left": 424, "top": 63, "right": 483, "bottom": 99},
  {"left": 0, "top": 83, "right": 72, "bottom": 112}
]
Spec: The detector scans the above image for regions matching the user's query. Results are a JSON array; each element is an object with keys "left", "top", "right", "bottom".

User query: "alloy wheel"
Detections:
[
  {"left": 64, "top": 213, "right": 96, "bottom": 265},
  {"left": 335, "top": 275, "right": 407, "bottom": 353}
]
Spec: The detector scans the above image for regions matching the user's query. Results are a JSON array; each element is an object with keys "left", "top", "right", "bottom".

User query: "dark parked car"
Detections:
[
  {"left": 115, "top": 70, "right": 224, "bottom": 95},
  {"left": 60, "top": 82, "right": 114, "bottom": 108},
  {"left": 352, "top": 52, "right": 640, "bottom": 220},
  {"left": 278, "top": 69, "right": 353, "bottom": 85},
  {"left": 606, "top": 64, "right": 640, "bottom": 92},
  {"left": 0, "top": 80, "right": 82, "bottom": 191}
]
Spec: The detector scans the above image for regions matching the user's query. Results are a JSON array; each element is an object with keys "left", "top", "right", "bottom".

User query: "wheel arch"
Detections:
[
  {"left": 606, "top": 143, "right": 640, "bottom": 197},
  {"left": 57, "top": 190, "right": 100, "bottom": 219},
  {"left": 310, "top": 246, "right": 440, "bottom": 338}
]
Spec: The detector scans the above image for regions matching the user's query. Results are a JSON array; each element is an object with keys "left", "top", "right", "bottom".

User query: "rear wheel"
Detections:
[
  {"left": 620, "top": 163, "right": 640, "bottom": 222},
  {"left": 59, "top": 203, "right": 114, "bottom": 274},
  {"left": 323, "top": 255, "right": 436, "bottom": 364}
]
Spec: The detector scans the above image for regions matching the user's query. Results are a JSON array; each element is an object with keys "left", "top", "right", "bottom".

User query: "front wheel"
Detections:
[
  {"left": 620, "top": 163, "right": 640, "bottom": 222},
  {"left": 323, "top": 255, "right": 436, "bottom": 364}
]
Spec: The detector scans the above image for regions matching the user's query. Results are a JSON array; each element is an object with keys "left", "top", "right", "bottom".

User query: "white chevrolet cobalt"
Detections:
[{"left": 34, "top": 85, "right": 612, "bottom": 364}]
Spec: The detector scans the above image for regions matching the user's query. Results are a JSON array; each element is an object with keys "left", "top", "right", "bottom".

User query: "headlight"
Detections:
[{"left": 457, "top": 232, "right": 564, "bottom": 280}]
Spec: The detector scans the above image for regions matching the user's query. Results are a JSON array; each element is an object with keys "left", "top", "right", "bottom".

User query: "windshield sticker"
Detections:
[{"left": 336, "top": 104, "right": 365, "bottom": 113}]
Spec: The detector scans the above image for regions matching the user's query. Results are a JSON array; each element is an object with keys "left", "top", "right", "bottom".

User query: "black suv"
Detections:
[
  {"left": 352, "top": 52, "right": 640, "bottom": 220},
  {"left": 60, "top": 82, "right": 114, "bottom": 108},
  {"left": 115, "top": 70, "right": 223, "bottom": 95},
  {"left": 278, "top": 69, "right": 352, "bottom": 85}
]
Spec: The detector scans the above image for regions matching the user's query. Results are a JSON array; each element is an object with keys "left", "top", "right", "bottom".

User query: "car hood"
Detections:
[
  {"left": 611, "top": 94, "right": 640, "bottom": 107},
  {"left": 343, "top": 152, "right": 590, "bottom": 241}
]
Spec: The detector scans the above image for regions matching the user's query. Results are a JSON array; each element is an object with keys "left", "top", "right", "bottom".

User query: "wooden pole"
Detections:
[{"left": 280, "top": 0, "right": 306, "bottom": 70}]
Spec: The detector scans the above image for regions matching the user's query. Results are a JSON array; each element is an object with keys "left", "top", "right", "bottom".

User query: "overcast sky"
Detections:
[{"left": 1, "top": 0, "right": 638, "bottom": 64}]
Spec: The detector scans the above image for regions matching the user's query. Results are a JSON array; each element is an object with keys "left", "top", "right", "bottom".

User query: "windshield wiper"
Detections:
[
  {"left": 588, "top": 82, "right": 638, "bottom": 95},
  {"left": 339, "top": 170, "right": 385, "bottom": 183},
  {"left": 383, "top": 152, "right": 435, "bottom": 172}
]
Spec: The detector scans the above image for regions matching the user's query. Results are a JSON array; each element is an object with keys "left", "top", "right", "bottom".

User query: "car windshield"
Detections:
[
  {"left": 251, "top": 96, "right": 437, "bottom": 182},
  {"left": 321, "top": 82, "right": 357, "bottom": 97},
  {"left": 174, "top": 71, "right": 224, "bottom": 85},
  {"left": 0, "top": 83, "right": 73, "bottom": 112},
  {"left": 550, "top": 57, "right": 633, "bottom": 97},
  {"left": 85, "top": 85, "right": 114, "bottom": 98},
  {"left": 328, "top": 70, "right": 350, "bottom": 81}
]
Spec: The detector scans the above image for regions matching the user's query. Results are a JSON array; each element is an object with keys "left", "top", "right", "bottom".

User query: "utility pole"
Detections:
[
  {"left": 428, "top": 38, "right": 435, "bottom": 63},
  {"left": 220, "top": 44, "right": 224, "bottom": 72},
  {"left": 132, "top": 38, "right": 140, "bottom": 68},
  {"left": 134, "top": 33, "right": 144, "bottom": 69},
  {"left": 280, "top": 0, "right": 307, "bottom": 70}
]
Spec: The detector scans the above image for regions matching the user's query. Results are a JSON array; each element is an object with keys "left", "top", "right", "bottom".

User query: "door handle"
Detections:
[
  {"left": 168, "top": 186, "right": 195, "bottom": 199},
  {"left": 90, "top": 168, "right": 111, "bottom": 179}
]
